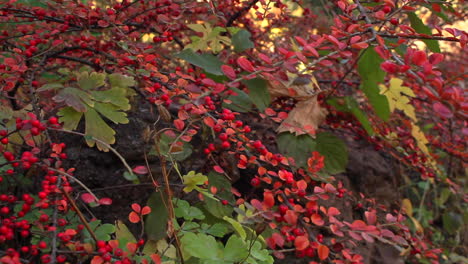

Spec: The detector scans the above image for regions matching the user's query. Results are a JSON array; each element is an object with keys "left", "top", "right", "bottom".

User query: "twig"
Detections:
[{"left": 62, "top": 189, "right": 99, "bottom": 242}]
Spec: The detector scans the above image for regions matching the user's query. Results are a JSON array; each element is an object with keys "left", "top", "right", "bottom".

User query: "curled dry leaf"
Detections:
[{"left": 267, "top": 73, "right": 327, "bottom": 136}]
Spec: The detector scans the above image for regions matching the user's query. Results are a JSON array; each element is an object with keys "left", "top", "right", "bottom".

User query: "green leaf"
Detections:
[
  {"left": 232, "top": 29, "right": 254, "bottom": 53},
  {"left": 224, "top": 235, "right": 249, "bottom": 261},
  {"left": 57, "top": 107, "right": 83, "bottom": 130},
  {"left": 203, "top": 223, "right": 229, "bottom": 237},
  {"left": 84, "top": 108, "right": 116, "bottom": 151},
  {"left": 94, "top": 223, "right": 115, "bottom": 241},
  {"left": 93, "top": 102, "right": 129, "bottom": 124},
  {"left": 223, "top": 216, "right": 246, "bottom": 240},
  {"left": 91, "top": 88, "right": 131, "bottom": 110},
  {"left": 37, "top": 83, "right": 64, "bottom": 92},
  {"left": 145, "top": 191, "right": 169, "bottom": 241},
  {"left": 442, "top": 212, "right": 463, "bottom": 234},
  {"left": 314, "top": 132, "right": 348, "bottom": 174},
  {"left": 174, "top": 199, "right": 205, "bottom": 221},
  {"left": 183, "top": 171, "right": 208, "bottom": 193},
  {"left": 327, "top": 97, "right": 375, "bottom": 136},
  {"left": 223, "top": 87, "right": 253, "bottom": 113},
  {"left": 181, "top": 232, "right": 221, "bottom": 260},
  {"left": 155, "top": 133, "right": 193, "bottom": 161},
  {"left": 77, "top": 71, "right": 106, "bottom": 90},
  {"left": 185, "top": 23, "right": 231, "bottom": 53},
  {"left": 123, "top": 171, "right": 138, "bottom": 181},
  {"left": 176, "top": 49, "right": 224, "bottom": 75},
  {"left": 408, "top": 13, "right": 440, "bottom": 53},
  {"left": 243, "top": 78, "right": 270, "bottom": 111},
  {"left": 108, "top": 73, "right": 136, "bottom": 89},
  {"left": 277, "top": 132, "right": 316, "bottom": 167},
  {"left": 203, "top": 172, "right": 234, "bottom": 218},
  {"left": 115, "top": 220, "right": 137, "bottom": 245},
  {"left": 358, "top": 47, "right": 390, "bottom": 121}
]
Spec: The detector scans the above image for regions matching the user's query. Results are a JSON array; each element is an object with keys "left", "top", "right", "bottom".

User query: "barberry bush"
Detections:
[{"left": 0, "top": 0, "right": 467, "bottom": 264}]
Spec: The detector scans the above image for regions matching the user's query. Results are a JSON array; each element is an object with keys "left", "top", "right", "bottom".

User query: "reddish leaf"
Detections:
[
  {"left": 127, "top": 242, "right": 138, "bottom": 254},
  {"left": 141, "top": 206, "right": 151, "bottom": 215},
  {"left": 133, "top": 165, "right": 148, "bottom": 175},
  {"left": 271, "top": 232, "right": 285, "bottom": 247},
  {"left": 203, "top": 116, "right": 215, "bottom": 127},
  {"left": 81, "top": 193, "right": 97, "bottom": 203},
  {"left": 213, "top": 165, "right": 224, "bottom": 173},
  {"left": 351, "top": 42, "right": 369, "bottom": 49},
  {"left": 433, "top": 102, "right": 453, "bottom": 118},
  {"left": 150, "top": 254, "right": 161, "bottom": 264},
  {"left": 174, "top": 119, "right": 185, "bottom": 130},
  {"left": 98, "top": 198, "right": 112, "bottom": 205},
  {"left": 131, "top": 203, "right": 141, "bottom": 213},
  {"left": 365, "top": 210, "right": 377, "bottom": 225},
  {"left": 237, "top": 57, "right": 255, "bottom": 72},
  {"left": 350, "top": 220, "right": 368, "bottom": 230},
  {"left": 311, "top": 213, "right": 324, "bottom": 226},
  {"left": 284, "top": 210, "right": 298, "bottom": 225},
  {"left": 129, "top": 211, "right": 140, "bottom": 223},
  {"left": 263, "top": 191, "right": 275, "bottom": 208},
  {"left": 91, "top": 256, "right": 104, "bottom": 264},
  {"left": 317, "top": 244, "right": 329, "bottom": 260},
  {"left": 412, "top": 50, "right": 427, "bottom": 66},
  {"left": 294, "top": 235, "right": 309, "bottom": 251},
  {"left": 221, "top": 65, "right": 237, "bottom": 79}
]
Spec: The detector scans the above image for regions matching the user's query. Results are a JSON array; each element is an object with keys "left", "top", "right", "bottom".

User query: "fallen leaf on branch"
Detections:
[{"left": 267, "top": 73, "right": 327, "bottom": 136}]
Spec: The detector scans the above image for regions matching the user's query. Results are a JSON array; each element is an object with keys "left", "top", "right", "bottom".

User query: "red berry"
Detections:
[
  {"left": 221, "top": 141, "right": 230, "bottom": 149},
  {"left": 221, "top": 200, "right": 228, "bottom": 205},
  {"left": 390, "top": 18, "right": 398, "bottom": 25},
  {"left": 278, "top": 204, "right": 288, "bottom": 215},
  {"left": 1, "top": 138, "right": 8, "bottom": 145},
  {"left": 250, "top": 178, "right": 261, "bottom": 187},
  {"left": 48, "top": 117, "right": 58, "bottom": 125},
  {"left": 38, "top": 241, "right": 47, "bottom": 249},
  {"left": 96, "top": 240, "right": 106, "bottom": 249},
  {"left": 218, "top": 133, "right": 228, "bottom": 141}
]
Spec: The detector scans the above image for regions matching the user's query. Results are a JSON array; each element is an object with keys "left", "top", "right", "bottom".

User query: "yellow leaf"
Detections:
[
  {"left": 401, "top": 198, "right": 413, "bottom": 217},
  {"left": 410, "top": 122, "right": 430, "bottom": 155},
  {"left": 379, "top": 78, "right": 417, "bottom": 121}
]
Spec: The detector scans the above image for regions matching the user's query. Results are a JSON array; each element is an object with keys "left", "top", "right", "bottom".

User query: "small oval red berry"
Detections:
[{"left": 221, "top": 141, "right": 231, "bottom": 149}]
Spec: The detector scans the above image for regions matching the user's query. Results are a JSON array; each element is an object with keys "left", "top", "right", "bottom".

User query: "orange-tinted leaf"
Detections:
[
  {"left": 294, "top": 235, "right": 309, "bottom": 250},
  {"left": 296, "top": 180, "right": 307, "bottom": 190},
  {"left": 128, "top": 211, "right": 140, "bottom": 223},
  {"left": 141, "top": 206, "right": 151, "bottom": 215},
  {"left": 311, "top": 213, "right": 324, "bottom": 226},
  {"left": 127, "top": 242, "right": 138, "bottom": 254},
  {"left": 203, "top": 116, "right": 215, "bottom": 127},
  {"left": 150, "top": 254, "right": 161, "bottom": 264},
  {"left": 174, "top": 119, "right": 185, "bottom": 130},
  {"left": 284, "top": 210, "right": 298, "bottom": 225},
  {"left": 91, "top": 256, "right": 104, "bottom": 264},
  {"left": 317, "top": 244, "right": 329, "bottom": 260},
  {"left": 328, "top": 207, "right": 340, "bottom": 217},
  {"left": 263, "top": 191, "right": 275, "bottom": 208},
  {"left": 131, "top": 203, "right": 141, "bottom": 213}
]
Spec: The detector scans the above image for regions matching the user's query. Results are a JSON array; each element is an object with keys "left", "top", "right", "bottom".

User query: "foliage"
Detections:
[{"left": 0, "top": 0, "right": 466, "bottom": 264}]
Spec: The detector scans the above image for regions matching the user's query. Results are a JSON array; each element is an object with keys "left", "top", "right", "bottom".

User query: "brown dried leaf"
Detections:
[{"left": 269, "top": 73, "right": 327, "bottom": 136}]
